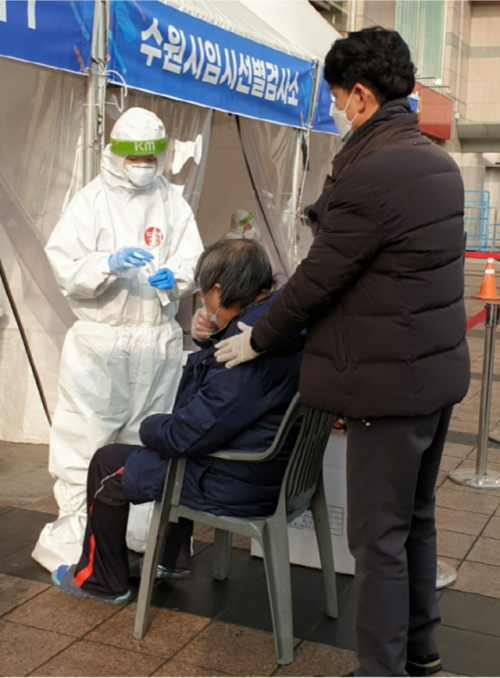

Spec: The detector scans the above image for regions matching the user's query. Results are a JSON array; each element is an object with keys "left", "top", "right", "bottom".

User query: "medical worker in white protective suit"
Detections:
[
  {"left": 33, "top": 108, "right": 204, "bottom": 572},
  {"left": 224, "top": 210, "right": 261, "bottom": 241}
]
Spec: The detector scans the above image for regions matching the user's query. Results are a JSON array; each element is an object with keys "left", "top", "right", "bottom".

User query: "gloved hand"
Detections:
[
  {"left": 215, "top": 322, "right": 261, "bottom": 369},
  {"left": 191, "top": 308, "right": 217, "bottom": 341},
  {"left": 148, "top": 267, "right": 175, "bottom": 290},
  {"left": 109, "top": 247, "right": 153, "bottom": 275}
]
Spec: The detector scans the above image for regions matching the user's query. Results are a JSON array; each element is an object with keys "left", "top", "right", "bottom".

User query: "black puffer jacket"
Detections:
[{"left": 252, "top": 109, "right": 470, "bottom": 419}]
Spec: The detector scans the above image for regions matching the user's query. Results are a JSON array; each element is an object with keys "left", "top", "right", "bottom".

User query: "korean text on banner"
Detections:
[
  {"left": 108, "top": 0, "right": 316, "bottom": 129},
  {"left": 0, "top": 0, "right": 93, "bottom": 74}
]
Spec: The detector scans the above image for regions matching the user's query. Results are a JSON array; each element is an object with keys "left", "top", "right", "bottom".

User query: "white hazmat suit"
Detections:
[
  {"left": 225, "top": 210, "right": 261, "bottom": 242},
  {"left": 33, "top": 108, "right": 204, "bottom": 572}
]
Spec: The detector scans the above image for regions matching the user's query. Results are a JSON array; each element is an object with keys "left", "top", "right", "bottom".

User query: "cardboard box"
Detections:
[{"left": 251, "top": 430, "right": 355, "bottom": 575}]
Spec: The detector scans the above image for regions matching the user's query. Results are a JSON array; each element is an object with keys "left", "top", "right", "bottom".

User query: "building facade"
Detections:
[{"left": 311, "top": 0, "right": 500, "bottom": 247}]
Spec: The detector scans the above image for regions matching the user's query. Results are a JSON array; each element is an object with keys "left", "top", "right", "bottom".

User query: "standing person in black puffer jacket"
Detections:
[{"left": 215, "top": 27, "right": 470, "bottom": 678}]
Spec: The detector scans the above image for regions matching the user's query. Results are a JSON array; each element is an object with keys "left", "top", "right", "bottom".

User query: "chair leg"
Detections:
[
  {"left": 134, "top": 461, "right": 178, "bottom": 639},
  {"left": 311, "top": 478, "right": 338, "bottom": 619},
  {"left": 213, "top": 529, "right": 232, "bottom": 581},
  {"left": 261, "top": 519, "right": 294, "bottom": 665}
]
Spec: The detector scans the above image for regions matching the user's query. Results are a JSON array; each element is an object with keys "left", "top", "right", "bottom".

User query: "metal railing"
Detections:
[{"left": 464, "top": 190, "right": 491, "bottom": 251}]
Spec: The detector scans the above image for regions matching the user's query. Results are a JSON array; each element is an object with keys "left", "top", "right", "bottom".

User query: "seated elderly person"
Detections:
[{"left": 51, "top": 239, "right": 303, "bottom": 603}]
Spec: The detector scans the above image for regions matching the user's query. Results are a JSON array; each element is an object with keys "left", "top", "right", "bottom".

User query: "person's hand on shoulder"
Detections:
[{"left": 215, "top": 322, "right": 261, "bottom": 369}]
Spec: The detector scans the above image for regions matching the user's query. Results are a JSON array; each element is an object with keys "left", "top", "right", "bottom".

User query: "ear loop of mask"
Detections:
[{"left": 202, "top": 286, "right": 221, "bottom": 327}]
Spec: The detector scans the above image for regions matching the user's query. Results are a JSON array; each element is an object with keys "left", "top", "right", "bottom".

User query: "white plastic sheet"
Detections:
[
  {"left": 238, "top": 116, "right": 298, "bottom": 279},
  {"left": 297, "top": 131, "right": 342, "bottom": 260},
  {"left": 0, "top": 58, "right": 85, "bottom": 442}
]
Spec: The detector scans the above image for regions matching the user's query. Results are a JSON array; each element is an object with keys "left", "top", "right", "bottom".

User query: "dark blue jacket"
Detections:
[{"left": 121, "top": 293, "right": 303, "bottom": 517}]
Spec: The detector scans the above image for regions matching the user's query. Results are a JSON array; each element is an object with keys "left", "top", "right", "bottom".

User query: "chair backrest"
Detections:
[
  {"left": 205, "top": 391, "right": 337, "bottom": 516},
  {"left": 270, "top": 394, "right": 337, "bottom": 515}
]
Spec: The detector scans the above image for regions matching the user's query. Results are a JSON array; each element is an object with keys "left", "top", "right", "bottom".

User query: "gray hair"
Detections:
[{"left": 195, "top": 239, "right": 275, "bottom": 309}]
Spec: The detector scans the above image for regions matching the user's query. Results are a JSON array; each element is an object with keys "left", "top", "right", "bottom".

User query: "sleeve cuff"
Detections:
[{"left": 250, "top": 334, "right": 264, "bottom": 354}]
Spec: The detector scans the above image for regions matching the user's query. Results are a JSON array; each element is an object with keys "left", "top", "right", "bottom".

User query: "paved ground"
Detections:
[{"left": 0, "top": 258, "right": 499, "bottom": 676}]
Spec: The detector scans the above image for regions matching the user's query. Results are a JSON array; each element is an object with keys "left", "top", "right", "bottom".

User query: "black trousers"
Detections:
[
  {"left": 346, "top": 406, "right": 453, "bottom": 677},
  {"left": 73, "top": 444, "right": 192, "bottom": 597}
]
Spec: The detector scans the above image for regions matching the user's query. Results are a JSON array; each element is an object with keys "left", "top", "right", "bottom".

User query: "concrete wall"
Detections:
[
  {"left": 443, "top": 0, "right": 472, "bottom": 122},
  {"left": 353, "top": 1, "right": 396, "bottom": 30},
  {"left": 466, "top": 1, "right": 500, "bottom": 123}
]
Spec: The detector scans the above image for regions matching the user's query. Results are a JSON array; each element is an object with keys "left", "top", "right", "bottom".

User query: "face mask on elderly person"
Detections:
[{"left": 190, "top": 289, "right": 221, "bottom": 342}]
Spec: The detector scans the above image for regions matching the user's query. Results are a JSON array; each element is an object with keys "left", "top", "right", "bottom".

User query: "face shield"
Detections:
[
  {"left": 101, "top": 108, "right": 168, "bottom": 191},
  {"left": 230, "top": 210, "right": 259, "bottom": 239}
]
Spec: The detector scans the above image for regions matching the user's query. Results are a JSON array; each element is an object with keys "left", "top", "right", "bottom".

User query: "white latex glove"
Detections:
[
  {"left": 191, "top": 308, "right": 217, "bottom": 341},
  {"left": 215, "top": 322, "right": 260, "bottom": 369}
]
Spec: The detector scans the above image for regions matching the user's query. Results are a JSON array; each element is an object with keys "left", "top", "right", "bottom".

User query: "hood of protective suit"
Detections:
[
  {"left": 230, "top": 210, "right": 260, "bottom": 239},
  {"left": 100, "top": 107, "right": 167, "bottom": 192}
]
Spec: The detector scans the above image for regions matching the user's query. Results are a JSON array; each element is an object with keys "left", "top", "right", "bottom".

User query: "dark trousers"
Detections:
[
  {"left": 346, "top": 406, "right": 453, "bottom": 677},
  {"left": 73, "top": 444, "right": 192, "bottom": 597}
]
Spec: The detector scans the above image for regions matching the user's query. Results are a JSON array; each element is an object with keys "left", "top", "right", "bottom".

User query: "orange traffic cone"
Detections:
[{"left": 474, "top": 258, "right": 500, "bottom": 301}]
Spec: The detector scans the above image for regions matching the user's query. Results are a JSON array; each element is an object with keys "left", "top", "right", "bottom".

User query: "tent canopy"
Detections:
[
  {"left": 165, "top": 0, "right": 308, "bottom": 60},
  {"left": 239, "top": 0, "right": 339, "bottom": 62}
]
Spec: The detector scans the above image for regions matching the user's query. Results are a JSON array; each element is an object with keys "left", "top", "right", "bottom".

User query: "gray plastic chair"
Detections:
[{"left": 134, "top": 393, "right": 339, "bottom": 665}]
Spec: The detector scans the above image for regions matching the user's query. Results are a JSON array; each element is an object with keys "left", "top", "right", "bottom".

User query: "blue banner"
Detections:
[
  {"left": 313, "top": 71, "right": 337, "bottom": 135},
  {"left": 408, "top": 95, "right": 419, "bottom": 114},
  {"left": 108, "top": 0, "right": 315, "bottom": 128},
  {"left": 0, "top": 1, "right": 93, "bottom": 74}
]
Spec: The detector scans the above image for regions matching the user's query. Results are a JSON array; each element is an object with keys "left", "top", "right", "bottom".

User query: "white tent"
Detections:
[
  {"left": 0, "top": 0, "right": 341, "bottom": 444},
  {"left": 241, "top": 0, "right": 339, "bottom": 60}
]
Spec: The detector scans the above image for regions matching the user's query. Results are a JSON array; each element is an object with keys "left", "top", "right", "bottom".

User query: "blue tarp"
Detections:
[
  {"left": 108, "top": 0, "right": 316, "bottom": 129},
  {"left": 0, "top": 0, "right": 93, "bottom": 74}
]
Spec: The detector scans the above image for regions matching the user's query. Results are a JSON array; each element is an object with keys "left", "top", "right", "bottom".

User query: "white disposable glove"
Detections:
[
  {"left": 215, "top": 322, "right": 261, "bottom": 369},
  {"left": 191, "top": 308, "right": 217, "bottom": 341}
]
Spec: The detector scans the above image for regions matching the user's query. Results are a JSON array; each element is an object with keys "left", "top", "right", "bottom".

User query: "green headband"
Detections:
[
  {"left": 109, "top": 137, "right": 168, "bottom": 156},
  {"left": 238, "top": 212, "right": 254, "bottom": 227}
]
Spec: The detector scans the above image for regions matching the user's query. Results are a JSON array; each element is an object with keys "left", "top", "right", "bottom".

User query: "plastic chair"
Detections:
[{"left": 134, "top": 393, "right": 339, "bottom": 665}]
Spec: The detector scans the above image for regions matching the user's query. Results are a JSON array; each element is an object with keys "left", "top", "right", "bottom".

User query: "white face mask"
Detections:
[
  {"left": 125, "top": 163, "right": 157, "bottom": 188},
  {"left": 331, "top": 90, "right": 359, "bottom": 142},
  {"left": 203, "top": 305, "right": 220, "bottom": 328},
  {"left": 243, "top": 225, "right": 259, "bottom": 240},
  {"left": 202, "top": 286, "right": 222, "bottom": 331}
]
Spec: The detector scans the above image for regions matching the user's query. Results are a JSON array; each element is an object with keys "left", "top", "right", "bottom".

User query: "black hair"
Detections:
[
  {"left": 324, "top": 27, "right": 416, "bottom": 104},
  {"left": 195, "top": 239, "right": 275, "bottom": 309}
]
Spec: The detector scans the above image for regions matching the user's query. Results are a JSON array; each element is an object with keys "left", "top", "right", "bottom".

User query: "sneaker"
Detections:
[
  {"left": 129, "top": 557, "right": 191, "bottom": 580},
  {"left": 52, "top": 564, "right": 133, "bottom": 605},
  {"left": 406, "top": 653, "right": 442, "bottom": 677}
]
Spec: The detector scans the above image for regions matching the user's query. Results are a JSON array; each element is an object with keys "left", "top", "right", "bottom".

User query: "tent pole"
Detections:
[
  {"left": 288, "top": 60, "right": 321, "bottom": 266},
  {"left": 288, "top": 131, "right": 304, "bottom": 263},
  {"left": 0, "top": 260, "right": 52, "bottom": 425},
  {"left": 83, "top": 0, "right": 107, "bottom": 185}
]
